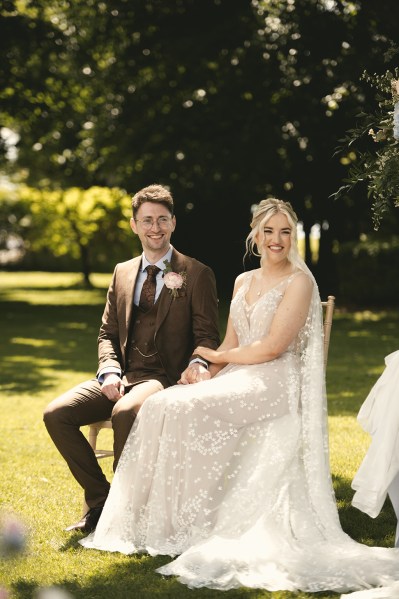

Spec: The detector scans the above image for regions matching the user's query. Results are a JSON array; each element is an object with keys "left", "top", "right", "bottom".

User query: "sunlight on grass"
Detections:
[
  {"left": 339, "top": 390, "right": 355, "bottom": 398},
  {"left": 4, "top": 288, "right": 108, "bottom": 305},
  {"left": 3, "top": 356, "right": 59, "bottom": 366},
  {"left": 63, "top": 322, "right": 92, "bottom": 330},
  {"left": 10, "top": 337, "right": 57, "bottom": 347},
  {"left": 368, "top": 368, "right": 385, "bottom": 379},
  {"left": 348, "top": 330, "right": 373, "bottom": 337},
  {"left": 0, "top": 271, "right": 111, "bottom": 305},
  {"left": 0, "top": 271, "right": 112, "bottom": 289},
  {"left": 329, "top": 415, "right": 371, "bottom": 477},
  {"left": 352, "top": 310, "right": 391, "bottom": 322}
]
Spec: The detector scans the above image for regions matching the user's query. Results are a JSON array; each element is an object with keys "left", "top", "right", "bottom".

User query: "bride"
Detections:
[{"left": 80, "top": 198, "right": 399, "bottom": 597}]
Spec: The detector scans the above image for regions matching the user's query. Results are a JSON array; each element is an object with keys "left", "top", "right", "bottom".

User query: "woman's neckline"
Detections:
[{"left": 244, "top": 269, "right": 298, "bottom": 308}]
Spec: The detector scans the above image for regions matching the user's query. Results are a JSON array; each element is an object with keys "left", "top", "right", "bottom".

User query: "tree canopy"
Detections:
[{"left": 1, "top": 0, "right": 399, "bottom": 291}]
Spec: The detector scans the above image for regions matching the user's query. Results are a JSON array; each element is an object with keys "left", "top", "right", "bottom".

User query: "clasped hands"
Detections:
[
  {"left": 102, "top": 346, "right": 225, "bottom": 392},
  {"left": 178, "top": 346, "right": 224, "bottom": 384},
  {"left": 178, "top": 361, "right": 210, "bottom": 385}
]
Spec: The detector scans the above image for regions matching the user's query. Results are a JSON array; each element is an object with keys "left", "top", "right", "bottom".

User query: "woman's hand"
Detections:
[{"left": 194, "top": 346, "right": 224, "bottom": 364}]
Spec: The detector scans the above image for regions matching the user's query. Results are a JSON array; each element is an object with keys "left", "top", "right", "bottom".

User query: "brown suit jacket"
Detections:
[{"left": 97, "top": 248, "right": 220, "bottom": 386}]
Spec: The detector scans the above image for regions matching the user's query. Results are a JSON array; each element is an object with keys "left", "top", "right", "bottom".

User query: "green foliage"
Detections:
[
  {"left": 0, "top": 185, "right": 137, "bottom": 284},
  {"left": 332, "top": 62, "right": 399, "bottom": 229},
  {"left": 0, "top": 186, "right": 27, "bottom": 251},
  {"left": 0, "top": 271, "right": 399, "bottom": 598}
]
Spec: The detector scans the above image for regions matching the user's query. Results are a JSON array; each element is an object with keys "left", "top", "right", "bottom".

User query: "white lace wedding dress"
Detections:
[{"left": 80, "top": 270, "right": 399, "bottom": 597}]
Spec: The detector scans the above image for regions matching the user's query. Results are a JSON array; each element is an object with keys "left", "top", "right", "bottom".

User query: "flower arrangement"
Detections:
[
  {"left": 332, "top": 65, "right": 399, "bottom": 230},
  {"left": 163, "top": 259, "right": 187, "bottom": 298}
]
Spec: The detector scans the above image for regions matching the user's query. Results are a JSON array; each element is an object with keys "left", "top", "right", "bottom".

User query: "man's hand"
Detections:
[
  {"left": 101, "top": 373, "right": 125, "bottom": 401},
  {"left": 178, "top": 362, "right": 211, "bottom": 385}
]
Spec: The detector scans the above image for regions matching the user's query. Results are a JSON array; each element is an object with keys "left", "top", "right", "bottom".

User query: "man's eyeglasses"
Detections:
[{"left": 135, "top": 216, "right": 173, "bottom": 230}]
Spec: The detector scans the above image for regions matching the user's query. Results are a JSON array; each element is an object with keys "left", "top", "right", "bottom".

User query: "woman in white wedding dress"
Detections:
[{"left": 80, "top": 199, "right": 399, "bottom": 597}]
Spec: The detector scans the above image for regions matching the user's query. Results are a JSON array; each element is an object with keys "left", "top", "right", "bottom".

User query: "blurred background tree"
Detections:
[
  {"left": 20, "top": 186, "right": 134, "bottom": 285},
  {"left": 1, "top": 0, "right": 399, "bottom": 302}
]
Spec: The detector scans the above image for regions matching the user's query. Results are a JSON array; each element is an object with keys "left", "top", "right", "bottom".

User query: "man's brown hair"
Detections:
[{"left": 132, "top": 184, "right": 174, "bottom": 217}]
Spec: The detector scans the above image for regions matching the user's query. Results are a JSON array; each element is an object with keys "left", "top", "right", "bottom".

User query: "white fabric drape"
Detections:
[{"left": 352, "top": 350, "right": 399, "bottom": 518}]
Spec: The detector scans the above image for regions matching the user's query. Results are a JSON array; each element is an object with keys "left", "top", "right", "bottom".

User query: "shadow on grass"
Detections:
[
  {"left": 333, "top": 473, "right": 396, "bottom": 547},
  {"left": 11, "top": 556, "right": 336, "bottom": 599},
  {"left": 1, "top": 300, "right": 103, "bottom": 394}
]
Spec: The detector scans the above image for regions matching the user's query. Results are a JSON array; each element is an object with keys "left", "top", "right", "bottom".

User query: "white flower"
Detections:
[
  {"left": 164, "top": 271, "right": 184, "bottom": 290},
  {"left": 163, "top": 271, "right": 186, "bottom": 298}
]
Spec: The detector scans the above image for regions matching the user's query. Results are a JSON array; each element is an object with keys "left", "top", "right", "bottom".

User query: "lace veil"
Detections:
[{"left": 294, "top": 256, "right": 344, "bottom": 538}]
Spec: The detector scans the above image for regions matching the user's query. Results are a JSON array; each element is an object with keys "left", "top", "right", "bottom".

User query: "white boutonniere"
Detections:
[{"left": 163, "top": 260, "right": 187, "bottom": 298}]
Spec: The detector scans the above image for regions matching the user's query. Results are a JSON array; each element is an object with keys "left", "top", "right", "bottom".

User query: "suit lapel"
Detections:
[{"left": 156, "top": 249, "right": 187, "bottom": 329}]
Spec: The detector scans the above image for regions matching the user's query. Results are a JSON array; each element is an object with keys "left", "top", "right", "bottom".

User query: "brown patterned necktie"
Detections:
[{"left": 139, "top": 265, "right": 160, "bottom": 311}]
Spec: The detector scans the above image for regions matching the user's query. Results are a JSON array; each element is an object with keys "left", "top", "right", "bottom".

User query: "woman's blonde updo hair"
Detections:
[{"left": 244, "top": 198, "right": 301, "bottom": 268}]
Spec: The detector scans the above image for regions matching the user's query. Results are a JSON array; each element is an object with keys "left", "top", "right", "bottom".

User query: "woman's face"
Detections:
[{"left": 256, "top": 212, "right": 292, "bottom": 263}]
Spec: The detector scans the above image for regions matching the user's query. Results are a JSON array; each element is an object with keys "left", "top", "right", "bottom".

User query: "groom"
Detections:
[{"left": 44, "top": 184, "right": 220, "bottom": 533}]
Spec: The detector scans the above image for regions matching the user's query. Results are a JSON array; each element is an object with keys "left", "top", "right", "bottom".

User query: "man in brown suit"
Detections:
[{"left": 43, "top": 184, "right": 220, "bottom": 533}]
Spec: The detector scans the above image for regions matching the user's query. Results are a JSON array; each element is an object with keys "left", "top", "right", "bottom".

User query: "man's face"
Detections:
[{"left": 130, "top": 202, "right": 176, "bottom": 258}]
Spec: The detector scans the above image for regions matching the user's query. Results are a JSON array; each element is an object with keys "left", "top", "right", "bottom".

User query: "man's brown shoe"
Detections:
[{"left": 65, "top": 506, "right": 103, "bottom": 533}]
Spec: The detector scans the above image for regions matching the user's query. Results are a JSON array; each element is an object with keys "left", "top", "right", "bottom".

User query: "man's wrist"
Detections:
[
  {"left": 97, "top": 367, "right": 122, "bottom": 384},
  {"left": 189, "top": 356, "right": 209, "bottom": 369}
]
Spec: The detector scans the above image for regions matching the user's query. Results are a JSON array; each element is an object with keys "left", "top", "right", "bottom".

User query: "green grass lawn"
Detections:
[{"left": 1, "top": 271, "right": 398, "bottom": 599}]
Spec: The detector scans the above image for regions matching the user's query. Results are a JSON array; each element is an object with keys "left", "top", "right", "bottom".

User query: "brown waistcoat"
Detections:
[{"left": 124, "top": 301, "right": 170, "bottom": 388}]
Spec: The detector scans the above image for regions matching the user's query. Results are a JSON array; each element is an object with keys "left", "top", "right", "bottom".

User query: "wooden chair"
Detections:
[
  {"left": 321, "top": 295, "right": 335, "bottom": 368},
  {"left": 87, "top": 419, "right": 113, "bottom": 459},
  {"left": 83, "top": 419, "right": 113, "bottom": 512}
]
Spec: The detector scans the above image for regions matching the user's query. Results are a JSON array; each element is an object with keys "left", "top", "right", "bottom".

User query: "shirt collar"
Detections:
[{"left": 141, "top": 245, "right": 173, "bottom": 272}]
